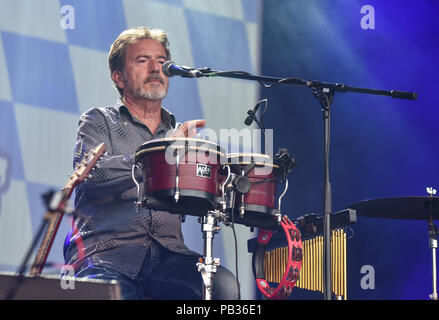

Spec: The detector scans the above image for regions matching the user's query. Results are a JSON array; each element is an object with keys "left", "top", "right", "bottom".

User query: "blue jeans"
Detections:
[{"left": 73, "top": 243, "right": 240, "bottom": 300}]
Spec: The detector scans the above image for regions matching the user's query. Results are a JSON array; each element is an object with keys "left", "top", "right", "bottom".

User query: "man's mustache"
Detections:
[{"left": 145, "top": 75, "right": 165, "bottom": 85}]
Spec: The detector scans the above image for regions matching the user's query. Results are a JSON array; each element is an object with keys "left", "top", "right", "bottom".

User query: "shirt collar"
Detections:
[{"left": 116, "top": 98, "right": 176, "bottom": 129}]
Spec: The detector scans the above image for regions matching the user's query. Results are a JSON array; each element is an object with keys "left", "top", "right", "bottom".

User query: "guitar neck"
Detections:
[
  {"left": 29, "top": 187, "right": 71, "bottom": 276},
  {"left": 28, "top": 142, "right": 106, "bottom": 277}
]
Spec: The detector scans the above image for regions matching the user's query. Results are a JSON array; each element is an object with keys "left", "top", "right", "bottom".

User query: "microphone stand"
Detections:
[{"left": 195, "top": 68, "right": 417, "bottom": 300}]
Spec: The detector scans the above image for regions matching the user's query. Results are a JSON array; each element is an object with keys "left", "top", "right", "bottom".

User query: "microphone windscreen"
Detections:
[{"left": 162, "top": 61, "right": 175, "bottom": 78}]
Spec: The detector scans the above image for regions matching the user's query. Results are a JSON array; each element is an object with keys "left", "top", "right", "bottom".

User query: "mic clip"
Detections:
[{"left": 244, "top": 109, "right": 257, "bottom": 126}]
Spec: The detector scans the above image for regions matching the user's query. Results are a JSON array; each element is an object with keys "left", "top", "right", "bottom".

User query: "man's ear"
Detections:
[{"left": 112, "top": 70, "right": 125, "bottom": 90}]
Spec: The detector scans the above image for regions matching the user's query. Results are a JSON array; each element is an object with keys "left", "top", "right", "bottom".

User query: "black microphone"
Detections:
[
  {"left": 244, "top": 103, "right": 260, "bottom": 126},
  {"left": 162, "top": 61, "right": 203, "bottom": 78}
]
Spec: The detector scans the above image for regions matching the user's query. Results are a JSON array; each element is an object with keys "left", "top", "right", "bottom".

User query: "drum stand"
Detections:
[
  {"left": 428, "top": 222, "right": 438, "bottom": 300},
  {"left": 197, "top": 210, "right": 221, "bottom": 300},
  {"left": 427, "top": 188, "right": 438, "bottom": 300}
]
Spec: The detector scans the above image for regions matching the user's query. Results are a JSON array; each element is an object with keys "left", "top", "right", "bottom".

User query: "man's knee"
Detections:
[{"left": 213, "top": 266, "right": 240, "bottom": 300}]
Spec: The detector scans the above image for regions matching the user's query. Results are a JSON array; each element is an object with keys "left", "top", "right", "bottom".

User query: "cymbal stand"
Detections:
[
  {"left": 197, "top": 209, "right": 221, "bottom": 300},
  {"left": 428, "top": 222, "right": 438, "bottom": 300},
  {"left": 427, "top": 188, "right": 438, "bottom": 300}
]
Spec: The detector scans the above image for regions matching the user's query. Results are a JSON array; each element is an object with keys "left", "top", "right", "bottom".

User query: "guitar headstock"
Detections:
[{"left": 66, "top": 143, "right": 106, "bottom": 190}]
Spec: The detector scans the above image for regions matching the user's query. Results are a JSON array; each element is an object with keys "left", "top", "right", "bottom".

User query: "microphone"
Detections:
[
  {"left": 244, "top": 104, "right": 260, "bottom": 126},
  {"left": 162, "top": 61, "right": 203, "bottom": 78}
]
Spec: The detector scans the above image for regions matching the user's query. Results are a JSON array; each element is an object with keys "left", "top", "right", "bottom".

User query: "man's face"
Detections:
[{"left": 117, "top": 38, "right": 169, "bottom": 101}]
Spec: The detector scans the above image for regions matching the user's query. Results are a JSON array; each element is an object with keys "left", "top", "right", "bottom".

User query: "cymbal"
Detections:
[{"left": 346, "top": 196, "right": 439, "bottom": 220}]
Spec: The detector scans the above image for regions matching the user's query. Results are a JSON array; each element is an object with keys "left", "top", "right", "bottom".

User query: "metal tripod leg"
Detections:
[
  {"left": 429, "top": 235, "right": 438, "bottom": 300},
  {"left": 197, "top": 210, "right": 220, "bottom": 300}
]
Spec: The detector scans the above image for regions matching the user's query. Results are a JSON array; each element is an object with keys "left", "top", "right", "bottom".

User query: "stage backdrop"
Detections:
[
  {"left": 0, "top": 0, "right": 262, "bottom": 299},
  {"left": 261, "top": 0, "right": 439, "bottom": 299}
]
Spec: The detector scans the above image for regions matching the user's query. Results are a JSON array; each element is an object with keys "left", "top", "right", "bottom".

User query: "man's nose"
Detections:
[{"left": 148, "top": 60, "right": 161, "bottom": 73}]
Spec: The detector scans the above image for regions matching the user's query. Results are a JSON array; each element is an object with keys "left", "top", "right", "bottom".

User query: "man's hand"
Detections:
[{"left": 173, "top": 119, "right": 206, "bottom": 138}]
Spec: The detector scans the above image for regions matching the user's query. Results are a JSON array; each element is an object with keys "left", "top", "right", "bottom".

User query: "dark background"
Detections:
[{"left": 260, "top": 0, "right": 439, "bottom": 299}]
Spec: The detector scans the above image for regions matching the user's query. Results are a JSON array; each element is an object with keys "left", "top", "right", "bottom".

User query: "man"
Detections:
[{"left": 63, "top": 26, "right": 239, "bottom": 300}]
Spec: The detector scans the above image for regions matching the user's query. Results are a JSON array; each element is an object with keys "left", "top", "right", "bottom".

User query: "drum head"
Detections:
[{"left": 135, "top": 137, "right": 225, "bottom": 162}]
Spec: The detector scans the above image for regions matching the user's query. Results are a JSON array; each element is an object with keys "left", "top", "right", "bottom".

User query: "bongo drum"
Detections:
[
  {"left": 135, "top": 137, "right": 225, "bottom": 215},
  {"left": 222, "top": 153, "right": 282, "bottom": 227}
]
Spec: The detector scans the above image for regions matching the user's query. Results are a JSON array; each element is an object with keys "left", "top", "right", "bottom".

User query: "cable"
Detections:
[{"left": 230, "top": 201, "right": 241, "bottom": 299}]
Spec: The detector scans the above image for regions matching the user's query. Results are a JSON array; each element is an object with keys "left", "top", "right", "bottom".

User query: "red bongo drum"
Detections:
[
  {"left": 223, "top": 153, "right": 282, "bottom": 226},
  {"left": 135, "top": 137, "right": 225, "bottom": 215}
]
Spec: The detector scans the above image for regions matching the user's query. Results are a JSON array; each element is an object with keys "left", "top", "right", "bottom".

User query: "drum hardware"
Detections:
[
  {"left": 235, "top": 170, "right": 251, "bottom": 217},
  {"left": 132, "top": 164, "right": 142, "bottom": 214},
  {"left": 219, "top": 164, "right": 232, "bottom": 212},
  {"left": 426, "top": 187, "right": 438, "bottom": 300},
  {"left": 196, "top": 209, "right": 222, "bottom": 300},
  {"left": 273, "top": 178, "right": 289, "bottom": 224}
]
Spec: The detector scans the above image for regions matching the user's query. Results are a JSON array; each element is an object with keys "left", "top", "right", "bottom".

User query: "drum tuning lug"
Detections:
[
  {"left": 239, "top": 204, "right": 245, "bottom": 217},
  {"left": 272, "top": 209, "right": 282, "bottom": 225},
  {"left": 134, "top": 201, "right": 141, "bottom": 213},
  {"left": 220, "top": 201, "right": 227, "bottom": 212},
  {"left": 174, "top": 189, "right": 180, "bottom": 203}
]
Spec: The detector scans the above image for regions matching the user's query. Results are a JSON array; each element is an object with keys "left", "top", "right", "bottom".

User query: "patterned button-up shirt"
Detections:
[{"left": 64, "top": 100, "right": 198, "bottom": 279}]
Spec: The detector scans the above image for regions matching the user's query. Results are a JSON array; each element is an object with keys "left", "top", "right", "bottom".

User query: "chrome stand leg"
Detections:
[{"left": 197, "top": 210, "right": 220, "bottom": 300}]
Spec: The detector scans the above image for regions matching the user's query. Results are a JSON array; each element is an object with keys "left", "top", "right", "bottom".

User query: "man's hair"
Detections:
[{"left": 109, "top": 26, "right": 171, "bottom": 96}]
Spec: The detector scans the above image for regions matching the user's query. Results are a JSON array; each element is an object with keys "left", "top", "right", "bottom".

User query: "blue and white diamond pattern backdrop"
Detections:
[{"left": 0, "top": 0, "right": 262, "bottom": 299}]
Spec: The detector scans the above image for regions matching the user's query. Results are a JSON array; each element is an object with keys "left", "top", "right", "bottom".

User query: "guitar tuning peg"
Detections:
[
  {"left": 426, "top": 187, "right": 437, "bottom": 196},
  {"left": 88, "top": 174, "right": 93, "bottom": 179}
]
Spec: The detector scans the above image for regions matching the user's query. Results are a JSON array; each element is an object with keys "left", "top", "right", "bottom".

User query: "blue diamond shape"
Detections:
[
  {"left": 2, "top": 32, "right": 79, "bottom": 114},
  {"left": 60, "top": 0, "right": 127, "bottom": 52}
]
